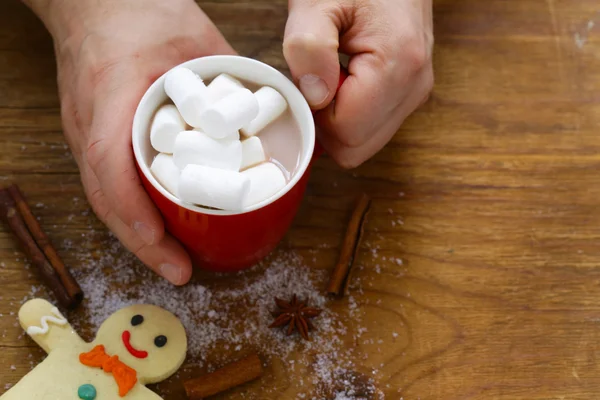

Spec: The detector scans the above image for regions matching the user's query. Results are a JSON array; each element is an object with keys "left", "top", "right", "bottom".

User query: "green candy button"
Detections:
[{"left": 78, "top": 384, "right": 97, "bottom": 400}]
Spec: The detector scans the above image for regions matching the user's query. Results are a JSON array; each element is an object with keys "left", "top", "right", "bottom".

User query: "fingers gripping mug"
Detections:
[{"left": 132, "top": 56, "right": 347, "bottom": 273}]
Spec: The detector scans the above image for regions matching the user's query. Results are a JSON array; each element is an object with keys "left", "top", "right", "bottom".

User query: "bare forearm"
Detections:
[
  {"left": 20, "top": 0, "right": 85, "bottom": 44},
  {"left": 21, "top": 0, "right": 199, "bottom": 46},
  {"left": 20, "top": 0, "right": 51, "bottom": 15}
]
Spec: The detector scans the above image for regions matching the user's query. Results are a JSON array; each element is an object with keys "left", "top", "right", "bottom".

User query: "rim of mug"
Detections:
[{"left": 132, "top": 55, "right": 315, "bottom": 216}]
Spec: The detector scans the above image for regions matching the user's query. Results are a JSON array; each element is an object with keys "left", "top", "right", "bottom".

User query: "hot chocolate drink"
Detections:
[{"left": 147, "top": 68, "right": 304, "bottom": 212}]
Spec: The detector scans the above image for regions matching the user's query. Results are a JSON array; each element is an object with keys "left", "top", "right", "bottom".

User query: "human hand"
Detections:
[
  {"left": 283, "top": 0, "right": 434, "bottom": 168},
  {"left": 35, "top": 0, "right": 235, "bottom": 285}
]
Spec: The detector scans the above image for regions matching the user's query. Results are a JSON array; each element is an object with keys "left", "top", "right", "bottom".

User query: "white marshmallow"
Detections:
[
  {"left": 197, "top": 88, "right": 259, "bottom": 138},
  {"left": 164, "top": 67, "right": 209, "bottom": 128},
  {"left": 241, "top": 86, "right": 288, "bottom": 137},
  {"left": 194, "top": 128, "right": 240, "bottom": 141},
  {"left": 150, "top": 153, "right": 181, "bottom": 196},
  {"left": 240, "top": 136, "right": 266, "bottom": 170},
  {"left": 178, "top": 164, "right": 250, "bottom": 211},
  {"left": 224, "top": 130, "right": 241, "bottom": 141},
  {"left": 150, "top": 104, "right": 186, "bottom": 153},
  {"left": 242, "top": 162, "right": 286, "bottom": 208},
  {"left": 173, "top": 130, "right": 242, "bottom": 171},
  {"left": 206, "top": 74, "right": 244, "bottom": 103}
]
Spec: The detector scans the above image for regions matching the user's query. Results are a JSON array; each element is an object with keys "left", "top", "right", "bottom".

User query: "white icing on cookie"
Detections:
[{"left": 26, "top": 307, "right": 67, "bottom": 336}]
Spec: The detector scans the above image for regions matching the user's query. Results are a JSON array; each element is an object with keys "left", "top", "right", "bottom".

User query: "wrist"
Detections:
[
  {"left": 29, "top": 0, "right": 200, "bottom": 52},
  {"left": 23, "top": 0, "right": 90, "bottom": 46}
]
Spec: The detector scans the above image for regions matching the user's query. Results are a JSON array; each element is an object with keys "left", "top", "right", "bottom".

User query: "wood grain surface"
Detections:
[{"left": 2, "top": 0, "right": 600, "bottom": 399}]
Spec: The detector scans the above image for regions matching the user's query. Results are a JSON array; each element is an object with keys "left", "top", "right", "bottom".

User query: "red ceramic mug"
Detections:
[{"left": 132, "top": 56, "right": 347, "bottom": 273}]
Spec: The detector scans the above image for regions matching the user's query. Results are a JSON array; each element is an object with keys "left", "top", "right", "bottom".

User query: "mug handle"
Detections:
[{"left": 311, "top": 64, "right": 349, "bottom": 160}]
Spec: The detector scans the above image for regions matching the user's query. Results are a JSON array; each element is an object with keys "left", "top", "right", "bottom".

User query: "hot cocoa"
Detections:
[{"left": 148, "top": 68, "right": 303, "bottom": 212}]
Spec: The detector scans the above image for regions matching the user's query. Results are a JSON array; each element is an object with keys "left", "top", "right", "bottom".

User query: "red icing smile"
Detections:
[{"left": 122, "top": 331, "right": 148, "bottom": 359}]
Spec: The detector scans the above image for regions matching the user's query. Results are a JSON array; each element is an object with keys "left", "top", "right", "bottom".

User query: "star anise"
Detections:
[{"left": 269, "top": 294, "right": 322, "bottom": 341}]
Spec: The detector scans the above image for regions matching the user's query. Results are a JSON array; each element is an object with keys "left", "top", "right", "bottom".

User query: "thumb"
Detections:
[{"left": 283, "top": 2, "right": 340, "bottom": 110}]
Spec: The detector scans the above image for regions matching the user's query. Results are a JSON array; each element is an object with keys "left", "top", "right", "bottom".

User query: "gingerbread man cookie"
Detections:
[{"left": 1, "top": 298, "right": 187, "bottom": 399}]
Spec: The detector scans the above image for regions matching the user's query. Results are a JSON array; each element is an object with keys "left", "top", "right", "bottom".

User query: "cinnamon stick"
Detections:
[
  {"left": 0, "top": 186, "right": 82, "bottom": 309},
  {"left": 6, "top": 184, "right": 83, "bottom": 306},
  {"left": 184, "top": 353, "right": 264, "bottom": 399},
  {"left": 326, "top": 193, "right": 372, "bottom": 297}
]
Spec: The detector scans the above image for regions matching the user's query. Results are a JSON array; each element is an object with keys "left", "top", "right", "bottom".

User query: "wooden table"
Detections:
[{"left": 2, "top": 0, "right": 600, "bottom": 399}]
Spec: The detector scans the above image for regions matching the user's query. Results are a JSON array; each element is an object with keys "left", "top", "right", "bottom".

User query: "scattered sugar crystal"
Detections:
[
  {"left": 10, "top": 365, "right": 15, "bottom": 370},
  {"left": 18, "top": 230, "right": 383, "bottom": 398}
]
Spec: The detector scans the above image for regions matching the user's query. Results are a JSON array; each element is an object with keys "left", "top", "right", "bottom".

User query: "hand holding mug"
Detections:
[
  {"left": 284, "top": 0, "right": 435, "bottom": 168},
  {"left": 27, "top": 0, "right": 236, "bottom": 285}
]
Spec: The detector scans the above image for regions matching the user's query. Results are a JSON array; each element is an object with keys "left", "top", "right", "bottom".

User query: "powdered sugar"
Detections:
[
  {"left": 45, "top": 230, "right": 385, "bottom": 399},
  {"left": 0, "top": 191, "right": 413, "bottom": 398}
]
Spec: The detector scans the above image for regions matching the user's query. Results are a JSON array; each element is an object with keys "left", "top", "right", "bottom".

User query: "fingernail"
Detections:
[
  {"left": 159, "top": 263, "right": 183, "bottom": 285},
  {"left": 299, "top": 74, "right": 329, "bottom": 106},
  {"left": 132, "top": 221, "right": 155, "bottom": 245}
]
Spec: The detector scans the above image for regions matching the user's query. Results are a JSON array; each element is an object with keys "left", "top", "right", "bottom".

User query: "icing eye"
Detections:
[
  {"left": 154, "top": 335, "right": 167, "bottom": 348},
  {"left": 131, "top": 315, "right": 144, "bottom": 326}
]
